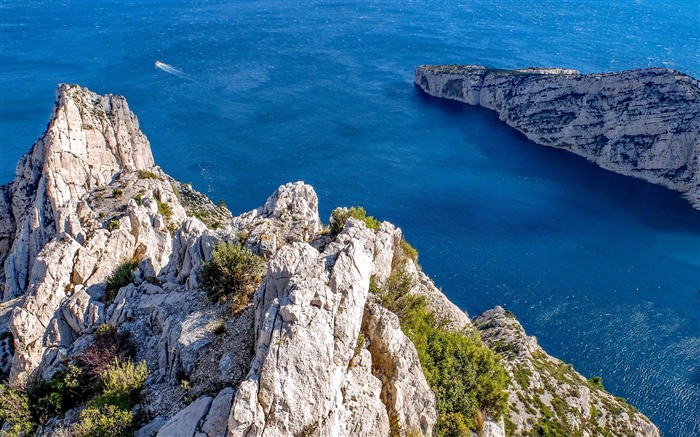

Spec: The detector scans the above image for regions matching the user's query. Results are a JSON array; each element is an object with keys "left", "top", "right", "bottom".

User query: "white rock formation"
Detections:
[
  {"left": 0, "top": 84, "right": 185, "bottom": 385},
  {"left": 1, "top": 84, "right": 156, "bottom": 299},
  {"left": 227, "top": 220, "right": 437, "bottom": 437},
  {"left": 415, "top": 65, "right": 700, "bottom": 208}
]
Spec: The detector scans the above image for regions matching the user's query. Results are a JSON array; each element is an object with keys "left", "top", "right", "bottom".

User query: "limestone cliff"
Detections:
[
  {"left": 475, "top": 307, "right": 659, "bottom": 437},
  {"left": 414, "top": 65, "right": 700, "bottom": 209},
  {"left": 0, "top": 85, "right": 659, "bottom": 437}
]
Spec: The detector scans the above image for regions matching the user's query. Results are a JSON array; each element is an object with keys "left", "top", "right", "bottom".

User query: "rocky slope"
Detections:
[
  {"left": 0, "top": 85, "right": 659, "bottom": 436},
  {"left": 475, "top": 308, "right": 659, "bottom": 437},
  {"left": 414, "top": 65, "right": 700, "bottom": 209}
]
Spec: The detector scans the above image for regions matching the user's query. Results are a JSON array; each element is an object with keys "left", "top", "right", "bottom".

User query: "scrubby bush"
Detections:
[
  {"left": 329, "top": 206, "right": 380, "bottom": 238},
  {"left": 136, "top": 169, "right": 157, "bottom": 179},
  {"left": 156, "top": 198, "right": 172, "bottom": 218},
  {"left": 104, "top": 260, "right": 138, "bottom": 305},
  {"left": 77, "top": 325, "right": 136, "bottom": 382},
  {"left": 199, "top": 242, "right": 265, "bottom": 306},
  {"left": 400, "top": 239, "right": 419, "bottom": 263},
  {"left": 107, "top": 219, "right": 119, "bottom": 231},
  {"left": 370, "top": 245, "right": 509, "bottom": 435},
  {"left": 589, "top": 375, "right": 605, "bottom": 391},
  {"left": 371, "top": 268, "right": 426, "bottom": 327},
  {"left": 93, "top": 359, "right": 148, "bottom": 409},
  {"left": 26, "top": 364, "right": 88, "bottom": 424},
  {"left": 0, "top": 384, "right": 34, "bottom": 436},
  {"left": 5, "top": 327, "right": 146, "bottom": 432},
  {"left": 213, "top": 321, "right": 226, "bottom": 335},
  {"left": 74, "top": 404, "right": 135, "bottom": 437}
]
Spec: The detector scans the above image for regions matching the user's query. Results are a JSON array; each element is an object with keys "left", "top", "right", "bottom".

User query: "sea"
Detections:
[{"left": 1, "top": 0, "right": 698, "bottom": 435}]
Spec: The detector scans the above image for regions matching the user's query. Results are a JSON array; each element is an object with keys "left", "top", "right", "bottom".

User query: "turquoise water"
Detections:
[{"left": 1, "top": 1, "right": 699, "bottom": 434}]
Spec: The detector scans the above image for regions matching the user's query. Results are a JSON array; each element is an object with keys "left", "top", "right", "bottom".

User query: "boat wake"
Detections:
[{"left": 155, "top": 60, "right": 194, "bottom": 80}]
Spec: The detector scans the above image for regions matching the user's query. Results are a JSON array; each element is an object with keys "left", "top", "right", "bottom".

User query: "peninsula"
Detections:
[{"left": 415, "top": 65, "right": 700, "bottom": 209}]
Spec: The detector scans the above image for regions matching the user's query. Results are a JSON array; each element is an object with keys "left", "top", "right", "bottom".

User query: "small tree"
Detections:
[{"left": 199, "top": 242, "right": 265, "bottom": 305}]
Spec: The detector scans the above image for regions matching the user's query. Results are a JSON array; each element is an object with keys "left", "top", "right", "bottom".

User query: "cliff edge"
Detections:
[
  {"left": 0, "top": 85, "right": 659, "bottom": 436},
  {"left": 415, "top": 65, "right": 700, "bottom": 209}
]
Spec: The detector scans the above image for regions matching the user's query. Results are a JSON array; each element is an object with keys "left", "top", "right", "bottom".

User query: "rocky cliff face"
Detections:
[
  {"left": 0, "top": 85, "right": 659, "bottom": 436},
  {"left": 475, "top": 307, "right": 659, "bottom": 437},
  {"left": 414, "top": 65, "right": 700, "bottom": 209}
]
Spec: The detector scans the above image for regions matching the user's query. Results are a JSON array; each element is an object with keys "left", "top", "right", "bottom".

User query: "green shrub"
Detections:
[
  {"left": 136, "top": 169, "right": 157, "bottom": 179},
  {"left": 588, "top": 376, "right": 605, "bottom": 391},
  {"left": 213, "top": 321, "right": 226, "bottom": 335},
  {"left": 133, "top": 193, "right": 143, "bottom": 204},
  {"left": 107, "top": 220, "right": 120, "bottom": 231},
  {"left": 93, "top": 359, "right": 148, "bottom": 409},
  {"left": 104, "top": 260, "right": 138, "bottom": 305},
  {"left": 171, "top": 183, "right": 182, "bottom": 202},
  {"left": 400, "top": 239, "right": 418, "bottom": 263},
  {"left": 373, "top": 268, "right": 426, "bottom": 327},
  {"left": 74, "top": 404, "right": 135, "bottom": 437},
  {"left": 354, "top": 332, "right": 366, "bottom": 357},
  {"left": 73, "top": 358, "right": 147, "bottom": 437},
  {"left": 530, "top": 415, "right": 569, "bottom": 437},
  {"left": 199, "top": 242, "right": 265, "bottom": 305},
  {"left": 370, "top": 265, "right": 509, "bottom": 433},
  {"left": 0, "top": 384, "right": 34, "bottom": 436},
  {"left": 156, "top": 198, "right": 172, "bottom": 218},
  {"left": 112, "top": 188, "right": 123, "bottom": 198},
  {"left": 329, "top": 206, "right": 380, "bottom": 238},
  {"left": 434, "top": 412, "right": 471, "bottom": 437},
  {"left": 26, "top": 364, "right": 87, "bottom": 424}
]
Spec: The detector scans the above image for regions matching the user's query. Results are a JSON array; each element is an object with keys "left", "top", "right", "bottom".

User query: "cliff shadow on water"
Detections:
[{"left": 413, "top": 85, "right": 700, "bottom": 235}]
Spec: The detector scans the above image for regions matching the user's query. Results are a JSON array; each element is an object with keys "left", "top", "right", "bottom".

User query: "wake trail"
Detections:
[{"left": 155, "top": 60, "right": 195, "bottom": 81}]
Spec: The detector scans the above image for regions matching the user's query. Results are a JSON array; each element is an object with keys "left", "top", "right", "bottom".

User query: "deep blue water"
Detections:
[{"left": 1, "top": 1, "right": 699, "bottom": 435}]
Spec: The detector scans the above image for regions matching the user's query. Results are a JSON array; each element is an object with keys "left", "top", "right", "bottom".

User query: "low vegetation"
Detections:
[
  {"left": 329, "top": 206, "right": 380, "bottom": 238},
  {"left": 156, "top": 198, "right": 173, "bottom": 218},
  {"left": 104, "top": 259, "right": 139, "bottom": 305},
  {"left": 588, "top": 375, "right": 605, "bottom": 391},
  {"left": 107, "top": 219, "right": 120, "bottom": 231},
  {"left": 77, "top": 324, "right": 137, "bottom": 380},
  {"left": 0, "top": 384, "right": 33, "bottom": 437},
  {"left": 0, "top": 325, "right": 146, "bottom": 436},
  {"left": 136, "top": 169, "right": 158, "bottom": 179},
  {"left": 370, "top": 246, "right": 509, "bottom": 436},
  {"left": 199, "top": 241, "right": 265, "bottom": 312}
]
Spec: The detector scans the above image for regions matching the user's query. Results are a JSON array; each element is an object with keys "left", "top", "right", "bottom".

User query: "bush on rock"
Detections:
[{"left": 199, "top": 242, "right": 265, "bottom": 311}]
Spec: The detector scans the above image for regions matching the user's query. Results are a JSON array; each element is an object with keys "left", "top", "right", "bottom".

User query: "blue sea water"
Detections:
[{"left": 1, "top": 0, "right": 699, "bottom": 435}]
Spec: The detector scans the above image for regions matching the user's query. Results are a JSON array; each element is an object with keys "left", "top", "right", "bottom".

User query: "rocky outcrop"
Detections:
[
  {"left": 0, "top": 85, "right": 187, "bottom": 385},
  {"left": 0, "top": 85, "right": 661, "bottom": 437},
  {"left": 1, "top": 84, "right": 157, "bottom": 300},
  {"left": 475, "top": 307, "right": 659, "bottom": 437},
  {"left": 227, "top": 219, "right": 439, "bottom": 437},
  {"left": 415, "top": 65, "right": 700, "bottom": 208}
]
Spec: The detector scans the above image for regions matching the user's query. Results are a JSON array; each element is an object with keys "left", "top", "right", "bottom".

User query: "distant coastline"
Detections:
[{"left": 415, "top": 65, "right": 700, "bottom": 210}]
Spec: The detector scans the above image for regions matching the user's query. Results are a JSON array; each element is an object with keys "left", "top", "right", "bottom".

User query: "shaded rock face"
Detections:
[
  {"left": 0, "top": 85, "right": 661, "bottom": 437},
  {"left": 475, "top": 307, "right": 660, "bottom": 437},
  {"left": 415, "top": 65, "right": 700, "bottom": 208}
]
